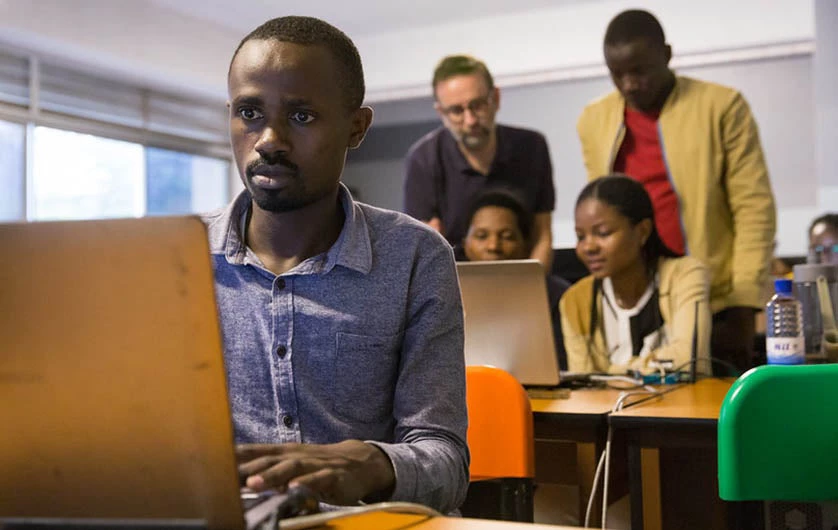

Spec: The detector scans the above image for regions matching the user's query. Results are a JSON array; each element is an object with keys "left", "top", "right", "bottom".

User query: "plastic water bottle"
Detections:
[{"left": 766, "top": 278, "right": 805, "bottom": 365}]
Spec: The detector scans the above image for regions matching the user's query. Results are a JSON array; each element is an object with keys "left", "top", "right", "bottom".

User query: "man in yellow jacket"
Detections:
[{"left": 576, "top": 9, "right": 776, "bottom": 373}]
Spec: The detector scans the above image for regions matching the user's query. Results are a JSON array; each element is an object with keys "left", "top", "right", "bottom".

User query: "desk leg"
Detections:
[
  {"left": 629, "top": 444, "right": 643, "bottom": 530},
  {"left": 534, "top": 433, "right": 620, "bottom": 527},
  {"left": 630, "top": 445, "right": 729, "bottom": 530},
  {"left": 628, "top": 445, "right": 663, "bottom": 530},
  {"left": 640, "top": 448, "right": 661, "bottom": 530},
  {"left": 577, "top": 441, "right": 601, "bottom": 526},
  {"left": 659, "top": 448, "right": 728, "bottom": 529}
]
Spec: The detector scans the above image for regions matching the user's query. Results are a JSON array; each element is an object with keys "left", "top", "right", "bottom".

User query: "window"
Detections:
[
  {"left": 0, "top": 120, "right": 25, "bottom": 221},
  {"left": 31, "top": 127, "right": 145, "bottom": 221},
  {"left": 0, "top": 49, "right": 231, "bottom": 221},
  {"left": 146, "top": 147, "right": 229, "bottom": 216},
  {"left": 27, "top": 127, "right": 230, "bottom": 221}
]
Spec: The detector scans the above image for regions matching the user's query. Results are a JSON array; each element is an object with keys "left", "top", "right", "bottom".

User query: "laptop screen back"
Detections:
[
  {"left": 0, "top": 217, "right": 244, "bottom": 530},
  {"left": 456, "top": 260, "right": 560, "bottom": 387}
]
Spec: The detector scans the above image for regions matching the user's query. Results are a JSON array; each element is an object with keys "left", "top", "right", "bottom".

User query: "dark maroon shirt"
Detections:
[{"left": 403, "top": 124, "right": 555, "bottom": 247}]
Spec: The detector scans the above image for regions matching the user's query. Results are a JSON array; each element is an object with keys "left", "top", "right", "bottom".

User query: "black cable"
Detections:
[{"left": 672, "top": 356, "right": 743, "bottom": 379}]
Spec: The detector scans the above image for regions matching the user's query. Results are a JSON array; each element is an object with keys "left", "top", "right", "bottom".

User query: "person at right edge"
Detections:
[{"left": 576, "top": 9, "right": 777, "bottom": 374}]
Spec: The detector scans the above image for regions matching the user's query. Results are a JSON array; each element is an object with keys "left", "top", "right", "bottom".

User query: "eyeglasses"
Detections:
[
  {"left": 809, "top": 244, "right": 838, "bottom": 263},
  {"left": 439, "top": 94, "right": 493, "bottom": 123}
]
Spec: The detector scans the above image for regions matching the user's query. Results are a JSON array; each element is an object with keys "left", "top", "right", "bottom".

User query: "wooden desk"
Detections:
[
  {"left": 320, "top": 511, "right": 589, "bottom": 529},
  {"left": 530, "top": 387, "right": 630, "bottom": 525},
  {"left": 609, "top": 378, "right": 735, "bottom": 530}
]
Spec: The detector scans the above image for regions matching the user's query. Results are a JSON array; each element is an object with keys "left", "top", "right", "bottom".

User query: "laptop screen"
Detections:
[
  {"left": 0, "top": 217, "right": 244, "bottom": 530},
  {"left": 456, "top": 260, "right": 560, "bottom": 387}
]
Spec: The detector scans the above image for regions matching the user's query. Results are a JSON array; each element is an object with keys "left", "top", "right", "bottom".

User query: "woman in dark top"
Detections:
[{"left": 457, "top": 188, "right": 571, "bottom": 370}]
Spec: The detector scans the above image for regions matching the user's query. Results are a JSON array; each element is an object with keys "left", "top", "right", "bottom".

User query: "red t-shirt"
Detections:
[{"left": 613, "top": 108, "right": 686, "bottom": 256}]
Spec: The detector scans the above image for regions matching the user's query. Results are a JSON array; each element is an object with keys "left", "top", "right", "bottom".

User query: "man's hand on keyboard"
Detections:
[{"left": 237, "top": 440, "right": 395, "bottom": 506}]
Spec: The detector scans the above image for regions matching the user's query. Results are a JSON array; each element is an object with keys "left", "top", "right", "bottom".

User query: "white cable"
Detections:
[
  {"left": 589, "top": 374, "right": 645, "bottom": 389},
  {"left": 580, "top": 388, "right": 664, "bottom": 528},
  {"left": 598, "top": 392, "right": 629, "bottom": 529},
  {"left": 584, "top": 451, "right": 607, "bottom": 527},
  {"left": 601, "top": 425, "right": 613, "bottom": 530},
  {"left": 277, "top": 502, "right": 442, "bottom": 529}
]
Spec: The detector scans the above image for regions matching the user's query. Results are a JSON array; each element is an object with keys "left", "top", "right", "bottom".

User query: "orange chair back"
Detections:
[{"left": 465, "top": 365, "right": 535, "bottom": 480}]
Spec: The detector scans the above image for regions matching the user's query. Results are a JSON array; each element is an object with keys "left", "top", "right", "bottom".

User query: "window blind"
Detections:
[
  {"left": 39, "top": 62, "right": 146, "bottom": 128},
  {"left": 0, "top": 51, "right": 29, "bottom": 107},
  {"left": 146, "top": 92, "right": 228, "bottom": 144},
  {"left": 32, "top": 60, "right": 227, "bottom": 145}
]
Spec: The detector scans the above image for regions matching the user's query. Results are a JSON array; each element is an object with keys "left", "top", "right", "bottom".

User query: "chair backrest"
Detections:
[
  {"left": 551, "top": 247, "right": 588, "bottom": 284},
  {"left": 718, "top": 364, "right": 838, "bottom": 501},
  {"left": 465, "top": 365, "right": 535, "bottom": 480}
]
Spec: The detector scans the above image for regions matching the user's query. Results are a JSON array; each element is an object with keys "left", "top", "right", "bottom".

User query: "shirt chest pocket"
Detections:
[{"left": 333, "top": 331, "right": 402, "bottom": 424}]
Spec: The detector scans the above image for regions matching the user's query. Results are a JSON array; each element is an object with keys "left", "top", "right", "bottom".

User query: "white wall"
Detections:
[
  {"left": 0, "top": 0, "right": 239, "bottom": 101},
  {"left": 357, "top": 0, "right": 815, "bottom": 101},
  {"left": 814, "top": 0, "right": 838, "bottom": 189},
  {"left": 0, "top": 0, "right": 816, "bottom": 103}
]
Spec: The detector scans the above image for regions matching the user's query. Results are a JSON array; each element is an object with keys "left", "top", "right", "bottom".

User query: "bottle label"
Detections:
[{"left": 766, "top": 337, "right": 805, "bottom": 364}]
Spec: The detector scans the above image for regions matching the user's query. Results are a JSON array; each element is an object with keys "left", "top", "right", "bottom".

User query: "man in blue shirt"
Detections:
[{"left": 203, "top": 16, "right": 469, "bottom": 512}]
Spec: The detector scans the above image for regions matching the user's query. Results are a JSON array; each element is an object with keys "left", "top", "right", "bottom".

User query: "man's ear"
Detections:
[
  {"left": 492, "top": 86, "right": 501, "bottom": 111},
  {"left": 348, "top": 106, "right": 374, "bottom": 150},
  {"left": 663, "top": 44, "right": 673, "bottom": 66},
  {"left": 637, "top": 218, "right": 654, "bottom": 247},
  {"left": 433, "top": 100, "right": 446, "bottom": 121}
]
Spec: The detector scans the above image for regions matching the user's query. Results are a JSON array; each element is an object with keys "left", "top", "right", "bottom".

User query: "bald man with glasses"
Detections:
[{"left": 403, "top": 55, "right": 556, "bottom": 269}]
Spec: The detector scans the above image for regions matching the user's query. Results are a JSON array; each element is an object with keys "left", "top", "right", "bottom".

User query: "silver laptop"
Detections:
[
  {"left": 456, "top": 260, "right": 561, "bottom": 387},
  {"left": 0, "top": 217, "right": 287, "bottom": 530}
]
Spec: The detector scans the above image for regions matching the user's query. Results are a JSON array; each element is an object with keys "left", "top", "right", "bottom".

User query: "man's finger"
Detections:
[
  {"left": 238, "top": 455, "right": 283, "bottom": 480},
  {"left": 289, "top": 468, "right": 345, "bottom": 504},
  {"left": 245, "top": 457, "right": 318, "bottom": 493},
  {"left": 236, "top": 443, "right": 301, "bottom": 461}
]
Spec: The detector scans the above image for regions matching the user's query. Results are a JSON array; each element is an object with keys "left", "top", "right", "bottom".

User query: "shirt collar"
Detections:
[
  {"left": 322, "top": 184, "right": 372, "bottom": 275},
  {"left": 208, "top": 183, "right": 372, "bottom": 276}
]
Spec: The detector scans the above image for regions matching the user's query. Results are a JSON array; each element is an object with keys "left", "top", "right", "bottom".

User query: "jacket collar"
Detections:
[{"left": 614, "top": 74, "right": 684, "bottom": 117}]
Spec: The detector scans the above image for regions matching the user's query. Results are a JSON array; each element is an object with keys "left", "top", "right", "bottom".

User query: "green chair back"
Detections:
[{"left": 718, "top": 364, "right": 838, "bottom": 501}]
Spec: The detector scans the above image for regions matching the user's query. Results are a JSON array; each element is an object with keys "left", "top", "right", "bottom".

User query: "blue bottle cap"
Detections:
[{"left": 774, "top": 278, "right": 793, "bottom": 295}]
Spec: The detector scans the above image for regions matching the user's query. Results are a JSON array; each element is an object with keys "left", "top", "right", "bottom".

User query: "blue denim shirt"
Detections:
[{"left": 202, "top": 185, "right": 469, "bottom": 513}]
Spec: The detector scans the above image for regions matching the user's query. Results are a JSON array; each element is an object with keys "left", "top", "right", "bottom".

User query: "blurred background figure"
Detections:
[
  {"left": 561, "top": 175, "right": 711, "bottom": 375},
  {"left": 808, "top": 213, "right": 838, "bottom": 265},
  {"left": 404, "top": 54, "right": 556, "bottom": 269},
  {"left": 458, "top": 188, "right": 570, "bottom": 370},
  {"left": 577, "top": 9, "right": 776, "bottom": 375}
]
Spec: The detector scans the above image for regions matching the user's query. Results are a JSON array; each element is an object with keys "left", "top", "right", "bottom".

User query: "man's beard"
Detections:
[
  {"left": 244, "top": 156, "right": 311, "bottom": 213},
  {"left": 458, "top": 126, "right": 491, "bottom": 151},
  {"left": 249, "top": 186, "right": 309, "bottom": 213}
]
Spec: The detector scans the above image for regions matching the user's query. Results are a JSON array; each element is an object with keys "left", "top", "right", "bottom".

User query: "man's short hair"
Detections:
[
  {"left": 466, "top": 188, "right": 532, "bottom": 242},
  {"left": 604, "top": 9, "right": 667, "bottom": 47},
  {"left": 810, "top": 213, "right": 838, "bottom": 235},
  {"left": 432, "top": 55, "right": 494, "bottom": 96},
  {"left": 231, "top": 16, "right": 365, "bottom": 109}
]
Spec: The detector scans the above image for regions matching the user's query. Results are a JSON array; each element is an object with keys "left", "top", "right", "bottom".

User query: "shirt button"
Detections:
[
  {"left": 276, "top": 345, "right": 287, "bottom": 358},
  {"left": 277, "top": 278, "right": 286, "bottom": 290},
  {"left": 283, "top": 415, "right": 293, "bottom": 427}
]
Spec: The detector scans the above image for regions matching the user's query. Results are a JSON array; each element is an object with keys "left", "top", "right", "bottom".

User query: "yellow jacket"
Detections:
[
  {"left": 560, "top": 256, "right": 712, "bottom": 374},
  {"left": 577, "top": 76, "right": 776, "bottom": 313}
]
